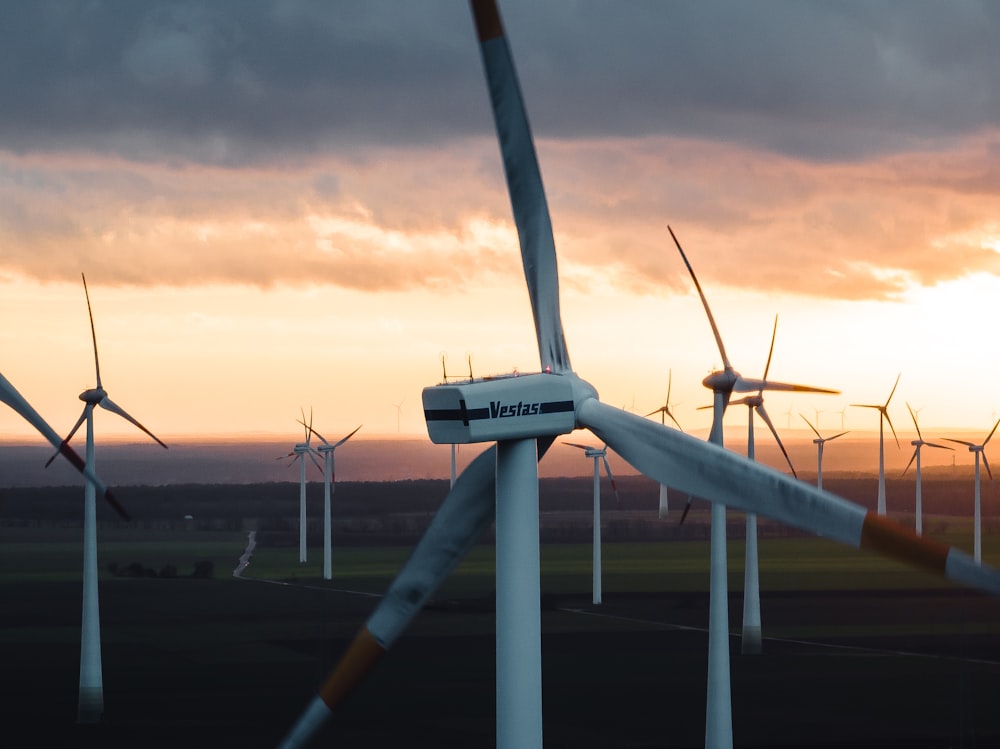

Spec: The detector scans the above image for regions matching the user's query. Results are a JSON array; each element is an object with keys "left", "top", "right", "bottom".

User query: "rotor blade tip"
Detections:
[{"left": 317, "top": 626, "right": 386, "bottom": 712}]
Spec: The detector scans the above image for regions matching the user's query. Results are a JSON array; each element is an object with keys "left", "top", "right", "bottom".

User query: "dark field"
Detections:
[{"left": 2, "top": 524, "right": 1000, "bottom": 749}]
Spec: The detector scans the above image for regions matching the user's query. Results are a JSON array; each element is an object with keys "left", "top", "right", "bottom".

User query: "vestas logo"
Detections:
[{"left": 489, "top": 400, "right": 542, "bottom": 418}]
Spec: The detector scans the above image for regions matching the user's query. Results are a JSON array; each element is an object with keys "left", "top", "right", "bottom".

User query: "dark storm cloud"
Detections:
[{"left": 2, "top": 1, "right": 999, "bottom": 165}]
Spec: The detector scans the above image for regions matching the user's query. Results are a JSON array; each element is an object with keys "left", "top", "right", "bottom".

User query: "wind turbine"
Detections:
[
  {"left": 278, "top": 4, "right": 1000, "bottom": 748},
  {"left": 729, "top": 317, "right": 803, "bottom": 656},
  {"left": 393, "top": 399, "right": 403, "bottom": 433},
  {"left": 49, "top": 273, "right": 167, "bottom": 723},
  {"left": 304, "top": 420, "right": 362, "bottom": 580},
  {"left": 903, "top": 403, "right": 951, "bottom": 537},
  {"left": 670, "top": 230, "right": 839, "bottom": 668},
  {"left": 279, "top": 408, "right": 323, "bottom": 564},
  {"left": 801, "top": 414, "right": 847, "bottom": 491},
  {"left": 564, "top": 441, "right": 620, "bottom": 605},
  {"left": 852, "top": 373, "right": 901, "bottom": 516},
  {"left": 646, "top": 369, "right": 682, "bottom": 518},
  {"left": 945, "top": 418, "right": 1000, "bottom": 564}
]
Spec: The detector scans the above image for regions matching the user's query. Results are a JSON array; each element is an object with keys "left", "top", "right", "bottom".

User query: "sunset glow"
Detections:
[{"left": 2, "top": 2, "right": 1000, "bottom": 448}]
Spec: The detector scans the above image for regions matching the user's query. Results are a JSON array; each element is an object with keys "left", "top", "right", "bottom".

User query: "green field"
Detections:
[{"left": 2, "top": 527, "right": 1000, "bottom": 747}]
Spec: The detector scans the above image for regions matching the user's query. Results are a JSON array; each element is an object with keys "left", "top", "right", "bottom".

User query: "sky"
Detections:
[{"left": 2, "top": 1, "right": 1000, "bottom": 450}]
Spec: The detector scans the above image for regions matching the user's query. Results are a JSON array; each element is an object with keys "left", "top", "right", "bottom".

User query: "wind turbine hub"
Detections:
[
  {"left": 702, "top": 369, "right": 737, "bottom": 393},
  {"left": 79, "top": 387, "right": 106, "bottom": 404}
]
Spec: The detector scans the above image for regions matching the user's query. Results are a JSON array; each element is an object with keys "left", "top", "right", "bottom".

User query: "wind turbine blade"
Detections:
[
  {"left": 883, "top": 410, "right": 900, "bottom": 449},
  {"left": 667, "top": 225, "right": 731, "bottom": 372},
  {"left": 298, "top": 417, "right": 330, "bottom": 446},
  {"left": 885, "top": 372, "right": 901, "bottom": 409},
  {"left": 679, "top": 498, "right": 693, "bottom": 525},
  {"left": 576, "top": 398, "right": 1000, "bottom": 595},
  {"left": 737, "top": 378, "right": 839, "bottom": 395},
  {"left": 0, "top": 373, "right": 128, "bottom": 520},
  {"left": 279, "top": 437, "right": 554, "bottom": 747},
  {"left": 761, "top": 315, "right": 778, "bottom": 384},
  {"left": 563, "top": 441, "right": 592, "bottom": 451},
  {"left": 982, "top": 451, "right": 994, "bottom": 482},
  {"left": 902, "top": 449, "right": 917, "bottom": 477},
  {"left": 906, "top": 402, "right": 923, "bottom": 442},
  {"left": 924, "top": 441, "right": 952, "bottom": 451},
  {"left": 600, "top": 454, "right": 621, "bottom": 507},
  {"left": 44, "top": 409, "right": 87, "bottom": 467},
  {"left": 851, "top": 403, "right": 881, "bottom": 410},
  {"left": 333, "top": 424, "right": 363, "bottom": 449},
  {"left": 99, "top": 397, "right": 168, "bottom": 449},
  {"left": 800, "top": 414, "right": 822, "bottom": 440},
  {"left": 944, "top": 439, "right": 976, "bottom": 447},
  {"left": 985, "top": 417, "right": 1000, "bottom": 446},
  {"left": 81, "top": 273, "right": 102, "bottom": 389},
  {"left": 666, "top": 368, "right": 673, "bottom": 406},
  {"left": 309, "top": 451, "right": 324, "bottom": 474},
  {"left": 757, "top": 404, "right": 796, "bottom": 478},
  {"left": 827, "top": 431, "right": 848, "bottom": 442},
  {"left": 472, "top": 0, "right": 569, "bottom": 374}
]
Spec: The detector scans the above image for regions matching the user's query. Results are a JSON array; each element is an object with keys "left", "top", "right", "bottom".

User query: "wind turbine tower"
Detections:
[
  {"left": 852, "top": 373, "right": 901, "bottom": 516},
  {"left": 564, "top": 441, "right": 619, "bottom": 604},
  {"left": 307, "top": 421, "right": 362, "bottom": 580},
  {"left": 903, "top": 403, "right": 950, "bottom": 537},
  {"left": 801, "top": 414, "right": 847, "bottom": 491},
  {"left": 945, "top": 418, "right": 999, "bottom": 564},
  {"left": 671, "top": 228, "right": 837, "bottom": 667},
  {"left": 280, "top": 409, "right": 323, "bottom": 563},
  {"left": 53, "top": 274, "right": 167, "bottom": 723},
  {"left": 729, "top": 317, "right": 801, "bottom": 655}
]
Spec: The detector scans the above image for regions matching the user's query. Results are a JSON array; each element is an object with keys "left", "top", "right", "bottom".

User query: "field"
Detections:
[{"left": 2, "top": 519, "right": 1000, "bottom": 749}]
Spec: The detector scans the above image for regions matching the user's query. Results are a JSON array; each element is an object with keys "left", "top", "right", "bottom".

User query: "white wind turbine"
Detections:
[
  {"left": 670, "top": 229, "right": 839, "bottom": 669},
  {"left": 902, "top": 403, "right": 951, "bottom": 537},
  {"left": 278, "top": 3, "right": 1000, "bottom": 748},
  {"left": 852, "top": 373, "right": 901, "bottom": 516},
  {"left": 278, "top": 408, "right": 323, "bottom": 564},
  {"left": 645, "top": 368, "right": 682, "bottom": 518},
  {"left": 801, "top": 414, "right": 847, "bottom": 491},
  {"left": 48, "top": 273, "right": 167, "bottom": 723},
  {"left": 303, "top": 419, "right": 362, "bottom": 580},
  {"left": 945, "top": 418, "right": 1000, "bottom": 564},
  {"left": 393, "top": 399, "right": 403, "bottom": 433},
  {"left": 728, "top": 317, "right": 804, "bottom": 656},
  {"left": 564, "top": 441, "right": 620, "bottom": 605}
]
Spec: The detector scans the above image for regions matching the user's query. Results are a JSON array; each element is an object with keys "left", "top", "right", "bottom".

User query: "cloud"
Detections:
[
  {"left": 3, "top": 130, "right": 1000, "bottom": 302},
  {"left": 2, "top": 2, "right": 1000, "bottom": 165}
]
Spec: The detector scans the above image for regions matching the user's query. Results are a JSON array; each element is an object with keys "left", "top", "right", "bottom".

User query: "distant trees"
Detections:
[{"left": 107, "top": 560, "right": 213, "bottom": 579}]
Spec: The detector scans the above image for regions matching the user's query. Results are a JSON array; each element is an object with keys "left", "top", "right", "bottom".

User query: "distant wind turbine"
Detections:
[
  {"left": 48, "top": 273, "right": 167, "bottom": 723},
  {"left": 728, "top": 316, "right": 809, "bottom": 656},
  {"left": 304, "top": 420, "right": 362, "bottom": 580},
  {"left": 801, "top": 414, "right": 847, "bottom": 491},
  {"left": 279, "top": 408, "right": 323, "bottom": 564},
  {"left": 671, "top": 225, "right": 838, "bottom": 671},
  {"left": 393, "top": 399, "right": 404, "bottom": 433},
  {"left": 852, "top": 373, "right": 901, "bottom": 516},
  {"left": 564, "top": 441, "right": 619, "bottom": 605},
  {"left": 645, "top": 368, "right": 682, "bottom": 518},
  {"left": 945, "top": 418, "right": 1000, "bottom": 564},
  {"left": 902, "top": 403, "right": 951, "bottom": 537}
]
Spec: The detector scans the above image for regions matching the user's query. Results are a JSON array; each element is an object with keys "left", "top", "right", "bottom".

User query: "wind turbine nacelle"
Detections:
[{"left": 422, "top": 372, "right": 578, "bottom": 444}]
